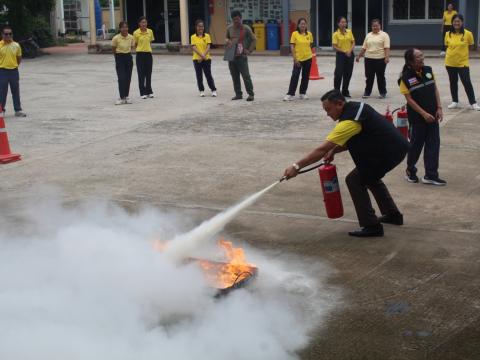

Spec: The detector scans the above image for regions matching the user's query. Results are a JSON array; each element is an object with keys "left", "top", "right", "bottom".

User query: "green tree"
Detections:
[{"left": 0, "top": 0, "right": 55, "bottom": 46}]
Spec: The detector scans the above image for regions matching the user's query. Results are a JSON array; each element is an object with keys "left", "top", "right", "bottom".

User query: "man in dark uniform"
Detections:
[{"left": 283, "top": 89, "right": 409, "bottom": 237}]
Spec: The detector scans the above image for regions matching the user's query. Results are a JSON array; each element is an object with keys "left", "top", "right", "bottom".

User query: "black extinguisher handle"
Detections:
[{"left": 279, "top": 161, "right": 325, "bottom": 182}]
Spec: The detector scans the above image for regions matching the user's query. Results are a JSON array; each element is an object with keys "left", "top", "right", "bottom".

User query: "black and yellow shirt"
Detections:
[
  {"left": 332, "top": 29, "right": 355, "bottom": 53},
  {"left": 133, "top": 28, "right": 154, "bottom": 52},
  {"left": 0, "top": 40, "right": 22, "bottom": 69},
  {"left": 191, "top": 33, "right": 212, "bottom": 60}
]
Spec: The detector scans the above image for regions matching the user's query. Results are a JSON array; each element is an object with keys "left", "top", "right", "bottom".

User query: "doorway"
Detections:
[{"left": 317, "top": 0, "right": 383, "bottom": 47}]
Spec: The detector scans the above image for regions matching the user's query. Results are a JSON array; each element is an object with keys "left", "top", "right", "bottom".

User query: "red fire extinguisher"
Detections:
[
  {"left": 319, "top": 164, "right": 344, "bottom": 219},
  {"left": 396, "top": 106, "right": 409, "bottom": 139},
  {"left": 384, "top": 105, "right": 393, "bottom": 124},
  {"left": 208, "top": 0, "right": 214, "bottom": 15}
]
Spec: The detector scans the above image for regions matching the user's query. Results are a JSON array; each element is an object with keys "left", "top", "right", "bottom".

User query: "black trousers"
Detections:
[
  {"left": 442, "top": 25, "right": 452, "bottom": 51},
  {"left": 346, "top": 168, "right": 400, "bottom": 227},
  {"left": 364, "top": 57, "right": 387, "bottom": 96},
  {"left": 407, "top": 120, "right": 440, "bottom": 179},
  {"left": 287, "top": 58, "right": 312, "bottom": 96},
  {"left": 334, "top": 52, "right": 354, "bottom": 93},
  {"left": 446, "top": 66, "right": 477, "bottom": 105},
  {"left": 115, "top": 54, "right": 133, "bottom": 99},
  {"left": 193, "top": 59, "right": 216, "bottom": 92},
  {"left": 0, "top": 68, "right": 21, "bottom": 112},
  {"left": 136, "top": 52, "right": 153, "bottom": 96}
]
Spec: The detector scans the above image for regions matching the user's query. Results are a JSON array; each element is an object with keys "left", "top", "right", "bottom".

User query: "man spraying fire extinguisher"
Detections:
[{"left": 283, "top": 89, "right": 409, "bottom": 237}]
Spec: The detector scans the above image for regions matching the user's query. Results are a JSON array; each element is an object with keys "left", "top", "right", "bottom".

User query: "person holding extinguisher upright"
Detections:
[
  {"left": 399, "top": 48, "right": 446, "bottom": 186},
  {"left": 283, "top": 18, "right": 313, "bottom": 101},
  {"left": 283, "top": 89, "right": 409, "bottom": 237}
]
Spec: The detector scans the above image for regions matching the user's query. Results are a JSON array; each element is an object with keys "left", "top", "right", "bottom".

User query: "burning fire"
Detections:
[
  {"left": 153, "top": 238, "right": 257, "bottom": 290},
  {"left": 197, "top": 239, "right": 257, "bottom": 290}
]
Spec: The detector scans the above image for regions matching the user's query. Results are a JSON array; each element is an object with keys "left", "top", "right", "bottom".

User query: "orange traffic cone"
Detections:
[
  {"left": 309, "top": 48, "right": 324, "bottom": 80},
  {"left": 0, "top": 107, "right": 21, "bottom": 164}
]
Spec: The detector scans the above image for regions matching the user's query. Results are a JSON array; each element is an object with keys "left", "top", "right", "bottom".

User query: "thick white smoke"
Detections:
[{"left": 0, "top": 197, "right": 340, "bottom": 360}]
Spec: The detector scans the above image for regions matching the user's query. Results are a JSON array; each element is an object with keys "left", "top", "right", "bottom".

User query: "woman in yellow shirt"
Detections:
[
  {"left": 440, "top": 3, "right": 457, "bottom": 55},
  {"left": 191, "top": 20, "right": 217, "bottom": 97},
  {"left": 133, "top": 16, "right": 154, "bottom": 99},
  {"left": 332, "top": 16, "right": 355, "bottom": 98},
  {"left": 444, "top": 14, "right": 480, "bottom": 111},
  {"left": 283, "top": 18, "right": 313, "bottom": 101},
  {"left": 111, "top": 21, "right": 135, "bottom": 105}
]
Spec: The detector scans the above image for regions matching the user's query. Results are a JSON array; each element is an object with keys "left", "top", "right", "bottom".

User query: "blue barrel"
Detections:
[
  {"left": 266, "top": 22, "right": 280, "bottom": 50},
  {"left": 94, "top": 0, "right": 102, "bottom": 32}
]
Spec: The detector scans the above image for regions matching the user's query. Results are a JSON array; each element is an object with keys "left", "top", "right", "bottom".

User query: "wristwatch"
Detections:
[{"left": 292, "top": 163, "right": 300, "bottom": 171}]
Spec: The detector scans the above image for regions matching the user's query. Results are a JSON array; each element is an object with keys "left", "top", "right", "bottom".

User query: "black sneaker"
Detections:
[
  {"left": 379, "top": 212, "right": 403, "bottom": 225},
  {"left": 379, "top": 93, "right": 387, "bottom": 99},
  {"left": 246, "top": 95, "right": 254, "bottom": 102},
  {"left": 342, "top": 91, "right": 351, "bottom": 98},
  {"left": 362, "top": 93, "right": 371, "bottom": 99},
  {"left": 231, "top": 95, "right": 243, "bottom": 100},
  {"left": 405, "top": 170, "right": 419, "bottom": 183},
  {"left": 422, "top": 176, "right": 447, "bottom": 186},
  {"left": 348, "top": 224, "right": 384, "bottom": 237}
]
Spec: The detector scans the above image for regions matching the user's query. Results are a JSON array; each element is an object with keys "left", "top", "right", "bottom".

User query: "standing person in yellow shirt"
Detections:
[
  {"left": 191, "top": 20, "right": 217, "bottom": 98},
  {"left": 112, "top": 21, "right": 135, "bottom": 105},
  {"left": 356, "top": 19, "right": 390, "bottom": 99},
  {"left": 0, "top": 25, "right": 26, "bottom": 117},
  {"left": 444, "top": 14, "right": 480, "bottom": 111},
  {"left": 283, "top": 18, "right": 313, "bottom": 101},
  {"left": 332, "top": 16, "right": 355, "bottom": 98},
  {"left": 440, "top": 3, "right": 457, "bottom": 56},
  {"left": 133, "top": 17, "right": 154, "bottom": 99}
]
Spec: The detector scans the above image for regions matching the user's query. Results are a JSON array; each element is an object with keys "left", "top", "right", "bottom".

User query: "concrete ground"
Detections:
[{"left": 1, "top": 49, "right": 480, "bottom": 359}]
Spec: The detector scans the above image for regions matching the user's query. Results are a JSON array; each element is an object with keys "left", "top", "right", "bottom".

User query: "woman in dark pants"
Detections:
[
  {"left": 399, "top": 48, "right": 446, "bottom": 186},
  {"left": 283, "top": 18, "right": 313, "bottom": 101},
  {"left": 332, "top": 16, "right": 355, "bottom": 98},
  {"left": 133, "top": 16, "right": 154, "bottom": 99},
  {"left": 444, "top": 14, "right": 480, "bottom": 111},
  {"left": 440, "top": 3, "right": 457, "bottom": 55},
  {"left": 191, "top": 19, "right": 217, "bottom": 97},
  {"left": 356, "top": 19, "right": 390, "bottom": 99},
  {"left": 111, "top": 21, "right": 135, "bottom": 105}
]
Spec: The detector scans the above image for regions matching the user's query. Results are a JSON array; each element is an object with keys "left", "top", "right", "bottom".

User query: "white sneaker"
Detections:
[
  {"left": 211, "top": 91, "right": 217, "bottom": 97},
  {"left": 124, "top": 98, "right": 132, "bottom": 104},
  {"left": 471, "top": 103, "right": 480, "bottom": 111},
  {"left": 115, "top": 99, "right": 124, "bottom": 105},
  {"left": 283, "top": 95, "right": 294, "bottom": 101},
  {"left": 299, "top": 94, "right": 309, "bottom": 100},
  {"left": 141, "top": 95, "right": 148, "bottom": 99},
  {"left": 148, "top": 93, "right": 154, "bottom": 98},
  {"left": 199, "top": 91, "right": 205, "bottom": 97},
  {"left": 447, "top": 102, "right": 459, "bottom": 109},
  {"left": 440, "top": 51, "right": 446, "bottom": 56}
]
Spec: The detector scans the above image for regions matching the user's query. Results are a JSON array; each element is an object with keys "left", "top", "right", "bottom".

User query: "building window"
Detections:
[{"left": 391, "top": 0, "right": 445, "bottom": 21}]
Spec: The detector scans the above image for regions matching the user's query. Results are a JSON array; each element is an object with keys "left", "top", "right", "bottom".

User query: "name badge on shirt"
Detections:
[
  {"left": 408, "top": 77, "right": 419, "bottom": 86},
  {"left": 237, "top": 43, "right": 243, "bottom": 55}
]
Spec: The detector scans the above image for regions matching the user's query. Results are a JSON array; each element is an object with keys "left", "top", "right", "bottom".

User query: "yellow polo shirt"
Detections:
[
  {"left": 133, "top": 28, "right": 154, "bottom": 53},
  {"left": 290, "top": 31, "right": 313, "bottom": 62},
  {"left": 0, "top": 40, "right": 22, "bottom": 69},
  {"left": 191, "top": 33, "right": 212, "bottom": 60},
  {"left": 326, "top": 120, "right": 362, "bottom": 146},
  {"left": 111, "top": 33, "right": 135, "bottom": 54},
  {"left": 362, "top": 31, "right": 390, "bottom": 59},
  {"left": 443, "top": 10, "right": 457, "bottom": 26},
  {"left": 332, "top": 29, "right": 355, "bottom": 53},
  {"left": 445, "top": 29, "right": 474, "bottom": 67}
]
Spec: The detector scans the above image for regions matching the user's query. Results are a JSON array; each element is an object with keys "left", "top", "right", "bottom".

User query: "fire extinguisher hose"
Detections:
[{"left": 279, "top": 161, "right": 325, "bottom": 182}]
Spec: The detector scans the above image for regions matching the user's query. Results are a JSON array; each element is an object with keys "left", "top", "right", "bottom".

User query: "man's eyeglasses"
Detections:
[{"left": 3, "top": 33, "right": 12, "bottom": 36}]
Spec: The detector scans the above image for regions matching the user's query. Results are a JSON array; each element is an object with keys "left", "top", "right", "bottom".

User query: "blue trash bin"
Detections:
[{"left": 266, "top": 22, "right": 280, "bottom": 50}]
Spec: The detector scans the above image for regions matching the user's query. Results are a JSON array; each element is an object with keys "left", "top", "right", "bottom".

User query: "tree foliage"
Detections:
[{"left": 0, "top": 0, "right": 55, "bottom": 46}]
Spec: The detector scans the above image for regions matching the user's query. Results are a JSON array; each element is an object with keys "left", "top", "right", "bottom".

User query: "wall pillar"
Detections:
[
  {"left": 89, "top": 0, "right": 96, "bottom": 45},
  {"left": 280, "top": 0, "right": 289, "bottom": 55},
  {"left": 109, "top": 0, "right": 116, "bottom": 30},
  {"left": 179, "top": 0, "right": 189, "bottom": 45}
]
